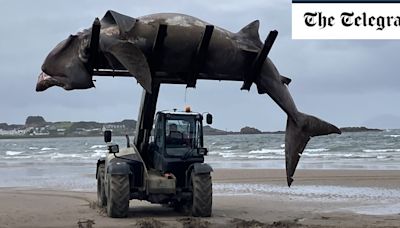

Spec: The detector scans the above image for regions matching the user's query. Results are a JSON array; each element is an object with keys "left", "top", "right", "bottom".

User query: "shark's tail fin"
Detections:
[{"left": 285, "top": 113, "right": 341, "bottom": 187}]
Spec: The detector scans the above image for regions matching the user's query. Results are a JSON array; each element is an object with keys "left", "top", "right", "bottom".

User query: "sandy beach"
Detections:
[{"left": 0, "top": 169, "right": 399, "bottom": 228}]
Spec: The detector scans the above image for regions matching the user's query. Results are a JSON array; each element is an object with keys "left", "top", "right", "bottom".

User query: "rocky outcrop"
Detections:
[
  {"left": 240, "top": 126, "right": 262, "bottom": 134},
  {"left": 25, "top": 116, "right": 47, "bottom": 127},
  {"left": 340, "top": 127, "right": 382, "bottom": 132}
]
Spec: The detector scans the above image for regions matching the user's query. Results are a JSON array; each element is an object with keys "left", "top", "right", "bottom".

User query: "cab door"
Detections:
[{"left": 152, "top": 114, "right": 165, "bottom": 170}]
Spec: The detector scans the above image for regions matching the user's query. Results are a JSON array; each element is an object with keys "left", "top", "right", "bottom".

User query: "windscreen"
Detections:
[{"left": 165, "top": 115, "right": 202, "bottom": 157}]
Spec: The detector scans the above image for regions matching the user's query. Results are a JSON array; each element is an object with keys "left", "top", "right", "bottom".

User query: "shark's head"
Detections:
[
  {"left": 36, "top": 10, "right": 152, "bottom": 92},
  {"left": 36, "top": 32, "right": 94, "bottom": 92}
]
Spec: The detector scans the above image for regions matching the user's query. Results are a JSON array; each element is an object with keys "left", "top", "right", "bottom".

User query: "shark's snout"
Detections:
[{"left": 36, "top": 72, "right": 64, "bottom": 92}]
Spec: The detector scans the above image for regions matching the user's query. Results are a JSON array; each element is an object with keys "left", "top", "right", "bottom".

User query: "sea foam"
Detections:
[
  {"left": 41, "top": 147, "right": 58, "bottom": 151},
  {"left": 305, "top": 148, "right": 330, "bottom": 152},
  {"left": 90, "top": 145, "right": 106, "bottom": 149},
  {"left": 5, "top": 151, "right": 23, "bottom": 156},
  {"left": 248, "top": 149, "right": 284, "bottom": 154},
  {"left": 363, "top": 149, "right": 400, "bottom": 153},
  {"left": 385, "top": 135, "right": 400, "bottom": 138}
]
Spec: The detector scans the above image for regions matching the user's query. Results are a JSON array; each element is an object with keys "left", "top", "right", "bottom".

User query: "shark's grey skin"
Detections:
[{"left": 36, "top": 10, "right": 341, "bottom": 186}]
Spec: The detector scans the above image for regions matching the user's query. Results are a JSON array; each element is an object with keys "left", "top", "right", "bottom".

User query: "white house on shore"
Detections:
[{"left": 0, "top": 129, "right": 28, "bottom": 136}]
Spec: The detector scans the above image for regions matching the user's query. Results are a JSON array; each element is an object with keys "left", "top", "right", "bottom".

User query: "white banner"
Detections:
[{"left": 292, "top": 3, "right": 400, "bottom": 39}]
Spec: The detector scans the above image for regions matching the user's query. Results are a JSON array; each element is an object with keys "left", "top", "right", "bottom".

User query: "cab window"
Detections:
[{"left": 165, "top": 115, "right": 201, "bottom": 156}]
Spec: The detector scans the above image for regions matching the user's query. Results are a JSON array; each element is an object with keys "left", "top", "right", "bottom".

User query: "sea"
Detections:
[{"left": 0, "top": 129, "right": 399, "bottom": 194}]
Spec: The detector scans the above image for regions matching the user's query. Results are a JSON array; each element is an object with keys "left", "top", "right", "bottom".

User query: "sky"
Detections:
[{"left": 1, "top": 0, "right": 400, "bottom": 131}]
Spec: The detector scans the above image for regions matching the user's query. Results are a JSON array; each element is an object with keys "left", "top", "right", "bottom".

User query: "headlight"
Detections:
[{"left": 108, "top": 144, "right": 119, "bottom": 154}]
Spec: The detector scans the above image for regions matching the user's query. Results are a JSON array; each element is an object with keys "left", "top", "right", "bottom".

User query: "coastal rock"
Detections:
[
  {"left": 240, "top": 126, "right": 262, "bottom": 134},
  {"left": 203, "top": 125, "right": 228, "bottom": 135},
  {"left": 340, "top": 127, "right": 382, "bottom": 132},
  {"left": 25, "top": 116, "right": 46, "bottom": 127}
]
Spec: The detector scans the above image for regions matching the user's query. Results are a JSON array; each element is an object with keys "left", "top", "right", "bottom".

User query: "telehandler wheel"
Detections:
[
  {"left": 97, "top": 164, "right": 106, "bottom": 207},
  {"left": 191, "top": 172, "right": 212, "bottom": 217},
  {"left": 107, "top": 174, "right": 130, "bottom": 218}
]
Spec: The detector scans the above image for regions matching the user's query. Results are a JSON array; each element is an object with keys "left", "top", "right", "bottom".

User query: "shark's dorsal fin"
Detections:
[
  {"left": 238, "top": 20, "right": 260, "bottom": 39},
  {"left": 237, "top": 20, "right": 263, "bottom": 51},
  {"left": 235, "top": 20, "right": 263, "bottom": 52}
]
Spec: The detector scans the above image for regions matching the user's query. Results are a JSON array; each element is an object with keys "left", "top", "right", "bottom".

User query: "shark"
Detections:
[{"left": 36, "top": 10, "right": 341, "bottom": 186}]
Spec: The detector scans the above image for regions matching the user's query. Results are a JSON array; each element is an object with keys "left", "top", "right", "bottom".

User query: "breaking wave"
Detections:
[
  {"left": 248, "top": 148, "right": 328, "bottom": 155},
  {"left": 305, "top": 148, "right": 330, "bottom": 152},
  {"left": 385, "top": 135, "right": 400, "bottom": 138},
  {"left": 50, "top": 153, "right": 83, "bottom": 159},
  {"left": 249, "top": 149, "right": 284, "bottom": 154},
  {"left": 90, "top": 145, "right": 106, "bottom": 149},
  {"left": 41, "top": 147, "right": 58, "bottom": 151},
  {"left": 5, "top": 151, "right": 24, "bottom": 156},
  {"left": 363, "top": 149, "right": 400, "bottom": 153}
]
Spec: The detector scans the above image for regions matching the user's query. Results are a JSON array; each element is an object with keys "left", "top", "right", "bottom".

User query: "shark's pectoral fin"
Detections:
[
  {"left": 100, "top": 38, "right": 152, "bottom": 92},
  {"left": 101, "top": 10, "right": 137, "bottom": 35}
]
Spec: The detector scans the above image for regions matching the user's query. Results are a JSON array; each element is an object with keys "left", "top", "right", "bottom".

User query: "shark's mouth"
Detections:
[{"left": 36, "top": 72, "right": 64, "bottom": 92}]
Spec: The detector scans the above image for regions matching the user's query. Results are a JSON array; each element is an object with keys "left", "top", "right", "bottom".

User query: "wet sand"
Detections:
[{"left": 0, "top": 169, "right": 399, "bottom": 228}]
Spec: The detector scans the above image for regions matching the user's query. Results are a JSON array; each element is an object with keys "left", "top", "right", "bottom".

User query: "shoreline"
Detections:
[
  {"left": 0, "top": 127, "right": 385, "bottom": 139},
  {"left": 0, "top": 169, "right": 399, "bottom": 227}
]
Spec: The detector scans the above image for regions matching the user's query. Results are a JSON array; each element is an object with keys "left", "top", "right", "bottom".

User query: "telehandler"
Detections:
[{"left": 97, "top": 108, "right": 213, "bottom": 217}]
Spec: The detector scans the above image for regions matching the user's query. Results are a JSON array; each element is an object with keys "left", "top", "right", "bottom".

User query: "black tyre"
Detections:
[
  {"left": 97, "top": 164, "right": 106, "bottom": 207},
  {"left": 191, "top": 172, "right": 212, "bottom": 217},
  {"left": 106, "top": 174, "right": 130, "bottom": 218}
]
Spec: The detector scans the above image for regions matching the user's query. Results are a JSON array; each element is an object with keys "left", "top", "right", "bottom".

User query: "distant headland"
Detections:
[
  {"left": 0, "top": 116, "right": 382, "bottom": 139},
  {"left": 204, "top": 125, "right": 381, "bottom": 135},
  {"left": 0, "top": 116, "right": 136, "bottom": 139}
]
